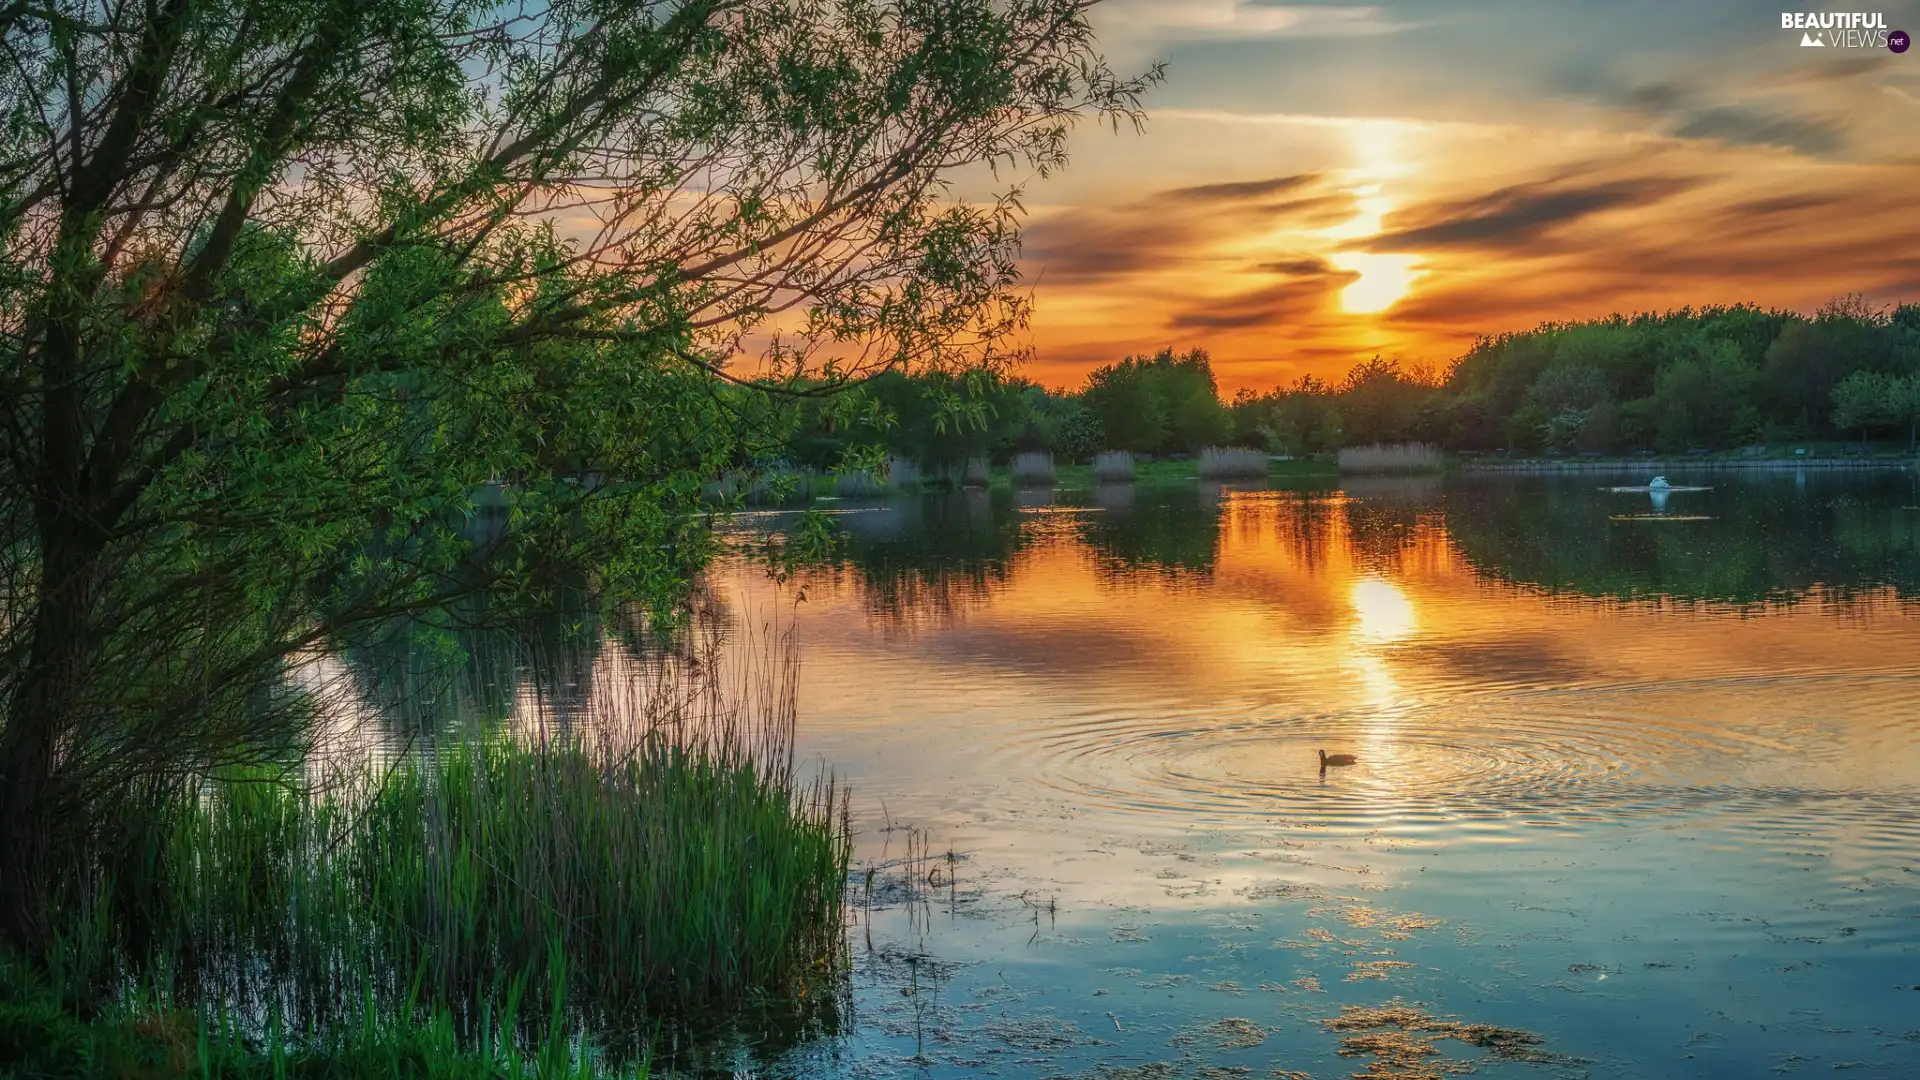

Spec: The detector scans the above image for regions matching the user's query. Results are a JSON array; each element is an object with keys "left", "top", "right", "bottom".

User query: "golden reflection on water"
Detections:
[
  {"left": 1349, "top": 577, "right": 1417, "bottom": 644},
  {"left": 706, "top": 482, "right": 1920, "bottom": 906}
]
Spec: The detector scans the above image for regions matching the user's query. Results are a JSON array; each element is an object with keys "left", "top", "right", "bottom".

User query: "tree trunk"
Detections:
[{"left": 0, "top": 542, "right": 98, "bottom": 955}]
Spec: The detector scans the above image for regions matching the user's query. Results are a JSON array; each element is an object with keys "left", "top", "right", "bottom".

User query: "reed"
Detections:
[
  {"left": 962, "top": 456, "right": 991, "bottom": 487},
  {"left": 1195, "top": 446, "right": 1268, "bottom": 480},
  {"left": 835, "top": 455, "right": 920, "bottom": 496},
  {"left": 1091, "top": 450, "right": 1135, "bottom": 482},
  {"left": 1337, "top": 442, "right": 1443, "bottom": 474},
  {"left": 0, "top": 956, "right": 651, "bottom": 1079},
  {"left": 36, "top": 632, "right": 850, "bottom": 1066},
  {"left": 1009, "top": 450, "right": 1056, "bottom": 485}
]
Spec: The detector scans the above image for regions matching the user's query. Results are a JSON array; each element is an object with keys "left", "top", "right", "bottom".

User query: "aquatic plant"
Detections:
[
  {"left": 1337, "top": 442, "right": 1444, "bottom": 474},
  {"left": 32, "top": 635, "right": 850, "bottom": 1062},
  {"left": 837, "top": 455, "right": 923, "bottom": 496},
  {"left": 1011, "top": 451, "right": 1058, "bottom": 485},
  {"left": 1092, "top": 451, "right": 1136, "bottom": 482},
  {"left": 1194, "top": 446, "right": 1268, "bottom": 480},
  {"left": 0, "top": 956, "right": 652, "bottom": 1079}
]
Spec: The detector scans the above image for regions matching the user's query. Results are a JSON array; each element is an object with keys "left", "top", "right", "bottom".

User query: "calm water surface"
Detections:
[{"left": 716, "top": 472, "right": 1920, "bottom": 1078}]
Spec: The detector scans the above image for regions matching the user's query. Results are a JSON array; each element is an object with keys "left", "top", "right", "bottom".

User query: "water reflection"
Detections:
[{"left": 706, "top": 471, "right": 1920, "bottom": 1077}]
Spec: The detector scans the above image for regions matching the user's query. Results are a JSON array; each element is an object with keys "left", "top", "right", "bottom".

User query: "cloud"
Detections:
[
  {"left": 1168, "top": 270, "right": 1355, "bottom": 330},
  {"left": 1670, "top": 104, "right": 1847, "bottom": 157},
  {"left": 1256, "top": 256, "right": 1339, "bottom": 276},
  {"left": 1101, "top": 0, "right": 1412, "bottom": 40},
  {"left": 1020, "top": 175, "right": 1350, "bottom": 286},
  {"left": 1722, "top": 193, "right": 1844, "bottom": 219},
  {"left": 1020, "top": 211, "right": 1197, "bottom": 284},
  {"left": 1165, "top": 173, "right": 1321, "bottom": 203},
  {"left": 1361, "top": 173, "right": 1699, "bottom": 252}
]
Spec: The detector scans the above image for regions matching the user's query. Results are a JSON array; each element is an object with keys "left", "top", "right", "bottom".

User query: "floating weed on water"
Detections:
[
  {"left": 1244, "top": 882, "right": 1321, "bottom": 902},
  {"left": 1335, "top": 906, "right": 1445, "bottom": 935},
  {"left": 1169, "top": 1017, "right": 1268, "bottom": 1050},
  {"left": 1292, "top": 977, "right": 1326, "bottom": 994},
  {"left": 1270, "top": 1070, "right": 1315, "bottom": 1080},
  {"left": 1197, "top": 1067, "right": 1256, "bottom": 1079},
  {"left": 1079, "top": 1064, "right": 1182, "bottom": 1080},
  {"left": 1347, "top": 961, "right": 1418, "bottom": 982},
  {"left": 1213, "top": 980, "right": 1248, "bottom": 995},
  {"left": 982, "top": 1015, "right": 1102, "bottom": 1052},
  {"left": 1320, "top": 1000, "right": 1585, "bottom": 1078}
]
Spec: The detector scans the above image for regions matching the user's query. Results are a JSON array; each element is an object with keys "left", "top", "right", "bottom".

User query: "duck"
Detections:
[{"left": 1318, "top": 749, "right": 1357, "bottom": 769}]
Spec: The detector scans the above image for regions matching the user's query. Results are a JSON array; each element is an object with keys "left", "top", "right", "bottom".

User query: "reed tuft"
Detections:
[
  {"left": 1195, "top": 446, "right": 1268, "bottom": 479},
  {"left": 1091, "top": 450, "right": 1135, "bottom": 482},
  {"left": 1010, "top": 451, "right": 1056, "bottom": 485},
  {"left": 1337, "top": 442, "right": 1443, "bottom": 474}
]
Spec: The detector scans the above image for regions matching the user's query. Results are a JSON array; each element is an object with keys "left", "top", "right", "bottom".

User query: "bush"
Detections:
[
  {"left": 1010, "top": 451, "right": 1057, "bottom": 485},
  {"left": 1337, "top": 443, "right": 1443, "bottom": 474},
  {"left": 1195, "top": 446, "right": 1267, "bottom": 479},
  {"left": 1091, "top": 451, "right": 1135, "bottom": 482}
]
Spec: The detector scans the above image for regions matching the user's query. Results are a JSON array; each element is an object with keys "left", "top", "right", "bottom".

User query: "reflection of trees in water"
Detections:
[
  {"left": 1443, "top": 474, "right": 1920, "bottom": 606},
  {"left": 337, "top": 576, "right": 724, "bottom": 740},
  {"left": 820, "top": 489, "right": 1030, "bottom": 624},
  {"left": 1077, "top": 484, "right": 1222, "bottom": 581}
]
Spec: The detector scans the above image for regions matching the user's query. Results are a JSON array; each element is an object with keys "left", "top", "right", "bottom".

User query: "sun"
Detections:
[{"left": 1333, "top": 252, "right": 1422, "bottom": 314}]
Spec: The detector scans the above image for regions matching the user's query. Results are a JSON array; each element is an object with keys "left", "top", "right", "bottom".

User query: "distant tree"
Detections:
[
  {"left": 1082, "top": 348, "right": 1230, "bottom": 454},
  {"left": 1338, "top": 355, "right": 1432, "bottom": 445},
  {"left": 1830, "top": 370, "right": 1920, "bottom": 447},
  {"left": 1764, "top": 296, "right": 1892, "bottom": 431},
  {"left": 1653, "top": 340, "right": 1762, "bottom": 450}
]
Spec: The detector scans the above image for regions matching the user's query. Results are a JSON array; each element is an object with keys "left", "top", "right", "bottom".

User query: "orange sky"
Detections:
[{"left": 1004, "top": 1, "right": 1920, "bottom": 393}]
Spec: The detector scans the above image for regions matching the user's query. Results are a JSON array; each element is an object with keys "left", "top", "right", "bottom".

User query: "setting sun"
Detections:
[{"left": 1333, "top": 252, "right": 1423, "bottom": 314}]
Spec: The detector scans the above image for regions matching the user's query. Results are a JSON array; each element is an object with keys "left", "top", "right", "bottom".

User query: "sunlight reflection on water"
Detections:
[{"left": 697, "top": 473, "right": 1920, "bottom": 1077}]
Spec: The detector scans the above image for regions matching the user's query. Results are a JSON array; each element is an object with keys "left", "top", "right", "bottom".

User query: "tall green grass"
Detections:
[{"left": 28, "top": 631, "right": 850, "bottom": 1073}]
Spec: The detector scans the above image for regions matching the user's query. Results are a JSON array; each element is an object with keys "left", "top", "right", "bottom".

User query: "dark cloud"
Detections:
[
  {"left": 1256, "top": 256, "right": 1339, "bottom": 276},
  {"left": 1671, "top": 105, "right": 1846, "bottom": 157},
  {"left": 1164, "top": 173, "right": 1322, "bottom": 203},
  {"left": 1361, "top": 174, "right": 1699, "bottom": 252},
  {"left": 1723, "top": 193, "right": 1844, "bottom": 219},
  {"left": 1020, "top": 182, "right": 1351, "bottom": 287},
  {"left": 1168, "top": 272, "right": 1355, "bottom": 331},
  {"left": 1020, "top": 211, "right": 1194, "bottom": 284}
]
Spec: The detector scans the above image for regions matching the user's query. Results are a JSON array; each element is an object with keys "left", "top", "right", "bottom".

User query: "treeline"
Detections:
[
  {"left": 1239, "top": 298, "right": 1920, "bottom": 455},
  {"left": 812, "top": 298, "right": 1920, "bottom": 470},
  {"left": 787, "top": 347, "right": 1239, "bottom": 473}
]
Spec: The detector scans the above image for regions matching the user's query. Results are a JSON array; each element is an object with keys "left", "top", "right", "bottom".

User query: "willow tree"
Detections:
[{"left": 0, "top": 0, "right": 1151, "bottom": 949}]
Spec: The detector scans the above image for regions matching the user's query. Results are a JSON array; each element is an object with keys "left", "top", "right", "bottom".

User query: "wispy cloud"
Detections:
[
  {"left": 1101, "top": 0, "right": 1414, "bottom": 40},
  {"left": 1361, "top": 173, "right": 1700, "bottom": 253}
]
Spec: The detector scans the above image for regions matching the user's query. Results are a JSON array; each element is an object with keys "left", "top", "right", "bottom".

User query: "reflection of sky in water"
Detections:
[{"left": 711, "top": 475, "right": 1920, "bottom": 1076}]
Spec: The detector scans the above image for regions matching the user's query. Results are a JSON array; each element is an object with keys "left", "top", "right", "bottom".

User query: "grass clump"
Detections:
[
  {"left": 1194, "top": 446, "right": 1268, "bottom": 480},
  {"left": 22, "top": 637, "right": 849, "bottom": 1073},
  {"left": 1337, "top": 442, "right": 1443, "bottom": 474},
  {"left": 1091, "top": 451, "right": 1135, "bottom": 482},
  {"left": 0, "top": 957, "right": 650, "bottom": 1078},
  {"left": 1010, "top": 451, "right": 1057, "bottom": 485}
]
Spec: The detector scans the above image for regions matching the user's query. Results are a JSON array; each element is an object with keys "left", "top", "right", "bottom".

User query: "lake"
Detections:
[{"left": 705, "top": 471, "right": 1920, "bottom": 1078}]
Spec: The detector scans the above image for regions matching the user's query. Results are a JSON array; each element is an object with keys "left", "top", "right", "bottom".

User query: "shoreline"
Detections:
[{"left": 1456, "top": 456, "right": 1916, "bottom": 474}]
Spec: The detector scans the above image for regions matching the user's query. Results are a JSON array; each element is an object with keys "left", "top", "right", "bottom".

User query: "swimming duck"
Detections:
[{"left": 1318, "top": 749, "right": 1357, "bottom": 768}]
